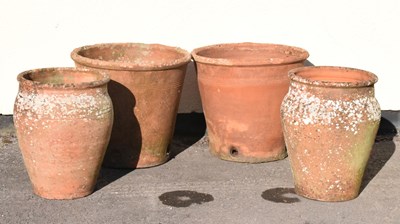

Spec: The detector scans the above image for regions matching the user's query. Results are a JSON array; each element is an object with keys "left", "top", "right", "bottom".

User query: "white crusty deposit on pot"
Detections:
[
  {"left": 14, "top": 91, "right": 112, "bottom": 121},
  {"left": 281, "top": 81, "right": 381, "bottom": 134}
]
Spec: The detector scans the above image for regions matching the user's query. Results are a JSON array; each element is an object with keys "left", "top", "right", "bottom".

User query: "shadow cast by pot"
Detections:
[
  {"left": 169, "top": 113, "right": 206, "bottom": 158},
  {"left": 95, "top": 167, "right": 132, "bottom": 191},
  {"left": 360, "top": 117, "right": 397, "bottom": 192},
  {"left": 102, "top": 80, "right": 142, "bottom": 168},
  {"left": 261, "top": 187, "right": 301, "bottom": 204}
]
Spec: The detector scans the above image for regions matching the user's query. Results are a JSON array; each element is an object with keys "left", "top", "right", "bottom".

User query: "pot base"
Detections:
[
  {"left": 294, "top": 186, "right": 359, "bottom": 202},
  {"left": 33, "top": 188, "right": 94, "bottom": 200},
  {"left": 102, "top": 152, "right": 170, "bottom": 169},
  {"left": 209, "top": 143, "right": 287, "bottom": 163},
  {"left": 214, "top": 153, "right": 288, "bottom": 163},
  {"left": 136, "top": 153, "right": 170, "bottom": 169}
]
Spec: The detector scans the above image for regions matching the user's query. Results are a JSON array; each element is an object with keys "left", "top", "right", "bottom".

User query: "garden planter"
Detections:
[
  {"left": 192, "top": 43, "right": 309, "bottom": 163},
  {"left": 14, "top": 68, "right": 113, "bottom": 199},
  {"left": 281, "top": 66, "right": 380, "bottom": 201},
  {"left": 71, "top": 43, "right": 190, "bottom": 168}
]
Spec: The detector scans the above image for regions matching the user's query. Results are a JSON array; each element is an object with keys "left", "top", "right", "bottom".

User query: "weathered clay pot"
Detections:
[
  {"left": 281, "top": 66, "right": 381, "bottom": 201},
  {"left": 14, "top": 68, "right": 113, "bottom": 199},
  {"left": 192, "top": 43, "right": 309, "bottom": 163},
  {"left": 71, "top": 43, "right": 190, "bottom": 168}
]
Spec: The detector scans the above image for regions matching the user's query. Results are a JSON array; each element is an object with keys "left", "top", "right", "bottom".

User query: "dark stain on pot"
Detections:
[
  {"left": 229, "top": 146, "right": 239, "bottom": 156},
  {"left": 261, "top": 187, "right": 300, "bottom": 204},
  {"left": 159, "top": 190, "right": 214, "bottom": 208}
]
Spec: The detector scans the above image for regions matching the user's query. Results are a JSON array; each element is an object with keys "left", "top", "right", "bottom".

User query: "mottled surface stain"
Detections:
[
  {"left": 159, "top": 190, "right": 214, "bottom": 208},
  {"left": 261, "top": 188, "right": 300, "bottom": 204}
]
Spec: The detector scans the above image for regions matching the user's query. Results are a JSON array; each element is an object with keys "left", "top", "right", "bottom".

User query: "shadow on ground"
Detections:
[
  {"left": 96, "top": 167, "right": 132, "bottom": 190},
  {"left": 95, "top": 113, "right": 207, "bottom": 191},
  {"left": 169, "top": 113, "right": 206, "bottom": 158}
]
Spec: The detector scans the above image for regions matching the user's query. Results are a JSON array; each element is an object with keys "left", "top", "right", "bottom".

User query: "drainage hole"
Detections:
[{"left": 229, "top": 146, "right": 239, "bottom": 157}]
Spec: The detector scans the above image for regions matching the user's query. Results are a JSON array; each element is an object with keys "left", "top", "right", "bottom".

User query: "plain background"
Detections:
[{"left": 1, "top": 0, "right": 399, "bottom": 114}]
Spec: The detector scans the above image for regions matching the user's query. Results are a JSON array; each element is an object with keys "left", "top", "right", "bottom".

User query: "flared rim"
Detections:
[
  {"left": 17, "top": 67, "right": 110, "bottom": 89},
  {"left": 71, "top": 43, "right": 191, "bottom": 71},
  {"left": 191, "top": 42, "right": 309, "bottom": 66},
  {"left": 289, "top": 66, "right": 378, "bottom": 88}
]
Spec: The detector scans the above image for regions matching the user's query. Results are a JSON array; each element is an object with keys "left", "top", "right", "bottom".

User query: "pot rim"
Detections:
[
  {"left": 289, "top": 66, "right": 378, "bottom": 88},
  {"left": 17, "top": 67, "right": 110, "bottom": 89},
  {"left": 71, "top": 43, "right": 191, "bottom": 71},
  {"left": 191, "top": 42, "right": 309, "bottom": 66}
]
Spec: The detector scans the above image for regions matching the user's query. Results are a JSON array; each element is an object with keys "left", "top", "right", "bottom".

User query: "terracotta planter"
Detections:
[
  {"left": 14, "top": 68, "right": 113, "bottom": 199},
  {"left": 281, "top": 66, "right": 381, "bottom": 201},
  {"left": 71, "top": 43, "right": 190, "bottom": 168},
  {"left": 192, "top": 43, "right": 309, "bottom": 163}
]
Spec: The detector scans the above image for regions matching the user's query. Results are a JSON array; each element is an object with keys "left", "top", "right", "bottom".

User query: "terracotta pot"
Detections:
[
  {"left": 281, "top": 66, "right": 381, "bottom": 201},
  {"left": 14, "top": 68, "right": 113, "bottom": 199},
  {"left": 192, "top": 43, "right": 309, "bottom": 163},
  {"left": 71, "top": 43, "right": 190, "bottom": 168}
]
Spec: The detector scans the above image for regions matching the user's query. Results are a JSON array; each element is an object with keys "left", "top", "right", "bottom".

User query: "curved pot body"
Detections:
[
  {"left": 192, "top": 43, "right": 309, "bottom": 163},
  {"left": 14, "top": 68, "right": 113, "bottom": 199},
  {"left": 71, "top": 43, "right": 190, "bottom": 168},
  {"left": 281, "top": 66, "right": 381, "bottom": 201}
]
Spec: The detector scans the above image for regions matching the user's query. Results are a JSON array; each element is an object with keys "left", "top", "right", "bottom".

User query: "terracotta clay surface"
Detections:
[
  {"left": 71, "top": 43, "right": 190, "bottom": 168},
  {"left": 281, "top": 66, "right": 380, "bottom": 201},
  {"left": 192, "top": 43, "right": 309, "bottom": 163},
  {"left": 14, "top": 68, "right": 113, "bottom": 199}
]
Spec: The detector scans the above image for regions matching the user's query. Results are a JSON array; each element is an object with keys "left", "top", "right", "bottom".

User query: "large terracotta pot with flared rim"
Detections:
[
  {"left": 281, "top": 66, "right": 381, "bottom": 201},
  {"left": 71, "top": 43, "right": 191, "bottom": 168},
  {"left": 192, "top": 42, "right": 309, "bottom": 163},
  {"left": 14, "top": 67, "right": 113, "bottom": 199}
]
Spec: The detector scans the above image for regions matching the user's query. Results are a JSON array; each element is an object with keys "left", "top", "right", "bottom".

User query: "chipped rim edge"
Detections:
[
  {"left": 71, "top": 43, "right": 191, "bottom": 71},
  {"left": 191, "top": 42, "right": 310, "bottom": 66},
  {"left": 289, "top": 66, "right": 378, "bottom": 88},
  {"left": 17, "top": 67, "right": 110, "bottom": 89}
]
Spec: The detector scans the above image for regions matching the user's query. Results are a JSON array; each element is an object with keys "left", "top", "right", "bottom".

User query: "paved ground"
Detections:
[{"left": 0, "top": 114, "right": 399, "bottom": 224}]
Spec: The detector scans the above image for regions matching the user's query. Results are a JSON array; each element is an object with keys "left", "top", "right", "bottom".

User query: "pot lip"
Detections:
[
  {"left": 71, "top": 42, "right": 191, "bottom": 71},
  {"left": 191, "top": 42, "right": 309, "bottom": 66},
  {"left": 17, "top": 67, "right": 110, "bottom": 89},
  {"left": 289, "top": 66, "right": 378, "bottom": 88}
]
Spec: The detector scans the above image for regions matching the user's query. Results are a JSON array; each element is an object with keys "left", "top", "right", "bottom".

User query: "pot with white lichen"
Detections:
[
  {"left": 281, "top": 66, "right": 381, "bottom": 201},
  {"left": 14, "top": 68, "right": 113, "bottom": 199}
]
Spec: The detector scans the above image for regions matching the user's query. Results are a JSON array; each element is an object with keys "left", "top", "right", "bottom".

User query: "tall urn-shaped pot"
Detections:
[
  {"left": 14, "top": 68, "right": 113, "bottom": 199},
  {"left": 281, "top": 66, "right": 381, "bottom": 201},
  {"left": 192, "top": 43, "right": 309, "bottom": 163},
  {"left": 71, "top": 43, "right": 191, "bottom": 168}
]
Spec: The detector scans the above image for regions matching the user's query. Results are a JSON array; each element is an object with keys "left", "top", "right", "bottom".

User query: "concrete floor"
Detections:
[{"left": 0, "top": 114, "right": 399, "bottom": 224}]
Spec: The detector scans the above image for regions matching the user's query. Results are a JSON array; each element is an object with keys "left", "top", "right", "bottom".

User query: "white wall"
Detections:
[{"left": 1, "top": 0, "right": 399, "bottom": 114}]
